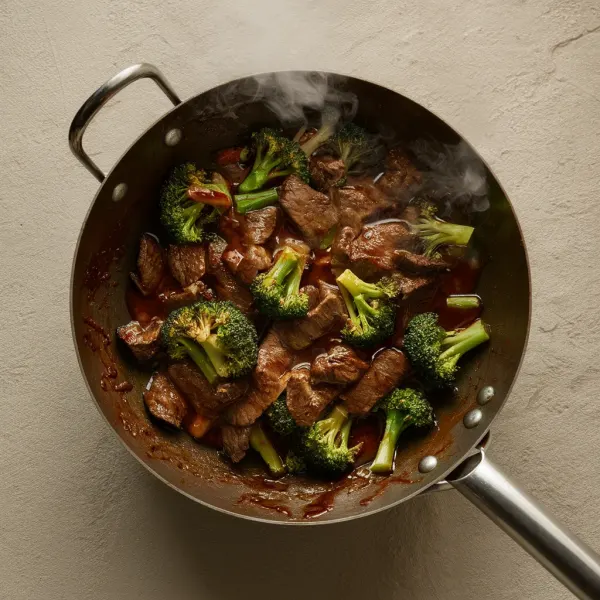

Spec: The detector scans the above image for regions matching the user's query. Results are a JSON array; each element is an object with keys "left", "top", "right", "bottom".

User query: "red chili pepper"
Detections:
[{"left": 187, "top": 187, "right": 232, "bottom": 209}]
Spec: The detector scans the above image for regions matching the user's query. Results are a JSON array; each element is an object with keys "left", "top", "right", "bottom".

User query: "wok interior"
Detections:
[{"left": 72, "top": 72, "right": 530, "bottom": 522}]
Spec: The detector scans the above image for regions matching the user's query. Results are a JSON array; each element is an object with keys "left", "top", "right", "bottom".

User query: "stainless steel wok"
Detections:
[{"left": 69, "top": 63, "right": 600, "bottom": 599}]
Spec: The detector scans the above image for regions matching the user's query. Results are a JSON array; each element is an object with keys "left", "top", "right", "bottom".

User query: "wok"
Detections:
[{"left": 69, "top": 63, "right": 600, "bottom": 598}]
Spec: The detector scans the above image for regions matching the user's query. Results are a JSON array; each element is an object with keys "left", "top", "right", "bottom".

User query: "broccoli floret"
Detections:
[
  {"left": 300, "top": 107, "right": 339, "bottom": 157},
  {"left": 160, "top": 164, "right": 231, "bottom": 243},
  {"left": 300, "top": 404, "right": 361, "bottom": 477},
  {"left": 412, "top": 204, "right": 474, "bottom": 257},
  {"left": 336, "top": 269, "right": 397, "bottom": 348},
  {"left": 238, "top": 128, "right": 309, "bottom": 193},
  {"left": 234, "top": 187, "right": 279, "bottom": 214},
  {"left": 285, "top": 449, "right": 307, "bottom": 475},
  {"left": 330, "top": 123, "right": 371, "bottom": 174},
  {"left": 161, "top": 301, "right": 258, "bottom": 384},
  {"left": 250, "top": 246, "right": 309, "bottom": 319},
  {"left": 249, "top": 422, "right": 285, "bottom": 478},
  {"left": 403, "top": 312, "right": 490, "bottom": 389},
  {"left": 266, "top": 393, "right": 302, "bottom": 437},
  {"left": 370, "top": 388, "right": 434, "bottom": 474}
]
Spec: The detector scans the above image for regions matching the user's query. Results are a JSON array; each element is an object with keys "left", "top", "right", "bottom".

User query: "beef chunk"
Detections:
[
  {"left": 222, "top": 425, "right": 252, "bottom": 463},
  {"left": 275, "top": 282, "right": 347, "bottom": 351},
  {"left": 377, "top": 148, "right": 421, "bottom": 196},
  {"left": 332, "top": 222, "right": 416, "bottom": 278},
  {"left": 341, "top": 349, "right": 410, "bottom": 415},
  {"left": 223, "top": 244, "right": 271, "bottom": 285},
  {"left": 395, "top": 250, "right": 450, "bottom": 273},
  {"left": 161, "top": 281, "right": 213, "bottom": 310},
  {"left": 243, "top": 206, "right": 279, "bottom": 245},
  {"left": 309, "top": 155, "right": 346, "bottom": 190},
  {"left": 207, "top": 240, "right": 254, "bottom": 314},
  {"left": 168, "top": 361, "right": 248, "bottom": 418},
  {"left": 286, "top": 368, "right": 340, "bottom": 426},
  {"left": 117, "top": 317, "right": 163, "bottom": 362},
  {"left": 279, "top": 175, "right": 338, "bottom": 248},
  {"left": 310, "top": 345, "right": 370, "bottom": 385},
  {"left": 331, "top": 185, "right": 392, "bottom": 233},
  {"left": 130, "top": 234, "right": 165, "bottom": 296},
  {"left": 220, "top": 163, "right": 249, "bottom": 185},
  {"left": 226, "top": 330, "right": 293, "bottom": 426},
  {"left": 167, "top": 244, "right": 206, "bottom": 287},
  {"left": 143, "top": 372, "right": 187, "bottom": 428}
]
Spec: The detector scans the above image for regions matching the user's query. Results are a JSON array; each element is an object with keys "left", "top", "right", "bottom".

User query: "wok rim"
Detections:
[{"left": 69, "top": 69, "right": 532, "bottom": 525}]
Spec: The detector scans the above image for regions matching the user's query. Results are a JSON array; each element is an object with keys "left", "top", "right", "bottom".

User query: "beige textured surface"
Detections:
[{"left": 2, "top": 1, "right": 600, "bottom": 598}]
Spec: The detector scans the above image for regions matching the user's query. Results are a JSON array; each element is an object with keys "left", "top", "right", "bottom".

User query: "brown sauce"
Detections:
[{"left": 237, "top": 493, "right": 293, "bottom": 517}]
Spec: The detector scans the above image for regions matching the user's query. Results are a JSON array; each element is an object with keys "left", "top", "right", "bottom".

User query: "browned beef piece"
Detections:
[
  {"left": 286, "top": 368, "right": 340, "bottom": 426},
  {"left": 331, "top": 185, "right": 393, "bottom": 233},
  {"left": 274, "top": 282, "right": 347, "bottom": 351},
  {"left": 244, "top": 206, "right": 279, "bottom": 245},
  {"left": 392, "top": 271, "right": 437, "bottom": 298},
  {"left": 394, "top": 250, "right": 450, "bottom": 273},
  {"left": 117, "top": 317, "right": 163, "bottom": 362},
  {"left": 220, "top": 163, "right": 249, "bottom": 185},
  {"left": 223, "top": 244, "right": 271, "bottom": 285},
  {"left": 309, "top": 155, "right": 346, "bottom": 190},
  {"left": 310, "top": 345, "right": 370, "bottom": 385},
  {"left": 222, "top": 425, "right": 252, "bottom": 463},
  {"left": 161, "top": 281, "right": 213, "bottom": 310},
  {"left": 226, "top": 330, "right": 293, "bottom": 426},
  {"left": 279, "top": 175, "right": 338, "bottom": 248},
  {"left": 302, "top": 285, "right": 320, "bottom": 311},
  {"left": 332, "top": 222, "right": 417, "bottom": 278},
  {"left": 167, "top": 244, "right": 206, "bottom": 287},
  {"left": 206, "top": 240, "right": 254, "bottom": 314},
  {"left": 377, "top": 148, "right": 421, "bottom": 196},
  {"left": 130, "top": 234, "right": 165, "bottom": 296},
  {"left": 341, "top": 349, "right": 410, "bottom": 415},
  {"left": 143, "top": 372, "right": 187, "bottom": 428},
  {"left": 168, "top": 361, "right": 248, "bottom": 418}
]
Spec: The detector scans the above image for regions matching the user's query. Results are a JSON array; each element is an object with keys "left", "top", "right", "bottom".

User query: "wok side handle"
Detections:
[
  {"left": 447, "top": 450, "right": 600, "bottom": 600},
  {"left": 68, "top": 63, "right": 182, "bottom": 182}
]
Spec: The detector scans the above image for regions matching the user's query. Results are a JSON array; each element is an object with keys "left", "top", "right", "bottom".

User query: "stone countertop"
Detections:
[{"left": 1, "top": 1, "right": 599, "bottom": 598}]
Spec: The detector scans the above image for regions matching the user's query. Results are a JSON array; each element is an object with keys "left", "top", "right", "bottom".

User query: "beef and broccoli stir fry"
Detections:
[{"left": 117, "top": 117, "right": 489, "bottom": 479}]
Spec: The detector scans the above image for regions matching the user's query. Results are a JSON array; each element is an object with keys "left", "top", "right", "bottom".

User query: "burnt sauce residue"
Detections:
[{"left": 80, "top": 150, "right": 485, "bottom": 521}]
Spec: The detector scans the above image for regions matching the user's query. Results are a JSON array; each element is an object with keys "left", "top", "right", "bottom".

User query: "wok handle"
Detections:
[
  {"left": 447, "top": 449, "right": 600, "bottom": 600},
  {"left": 68, "top": 63, "right": 181, "bottom": 182}
]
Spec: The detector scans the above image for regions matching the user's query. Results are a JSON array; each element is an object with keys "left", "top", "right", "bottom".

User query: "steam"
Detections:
[{"left": 410, "top": 139, "right": 490, "bottom": 213}]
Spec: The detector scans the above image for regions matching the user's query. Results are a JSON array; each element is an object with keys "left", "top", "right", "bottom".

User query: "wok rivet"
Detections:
[
  {"left": 165, "top": 128, "right": 182, "bottom": 146},
  {"left": 477, "top": 386, "right": 495, "bottom": 405},
  {"left": 463, "top": 408, "right": 483, "bottom": 429},
  {"left": 112, "top": 183, "right": 128, "bottom": 202},
  {"left": 418, "top": 456, "right": 438, "bottom": 473}
]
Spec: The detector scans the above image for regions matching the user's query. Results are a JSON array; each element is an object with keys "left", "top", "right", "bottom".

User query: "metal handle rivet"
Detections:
[
  {"left": 165, "top": 128, "right": 182, "bottom": 146},
  {"left": 112, "top": 183, "right": 128, "bottom": 202},
  {"left": 463, "top": 408, "right": 483, "bottom": 429},
  {"left": 419, "top": 455, "right": 438, "bottom": 473},
  {"left": 477, "top": 385, "right": 495, "bottom": 405}
]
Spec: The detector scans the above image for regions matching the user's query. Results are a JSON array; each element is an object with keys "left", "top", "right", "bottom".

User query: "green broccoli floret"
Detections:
[
  {"left": 266, "top": 393, "right": 302, "bottom": 437},
  {"left": 370, "top": 388, "right": 434, "bottom": 474},
  {"left": 285, "top": 449, "right": 307, "bottom": 475},
  {"left": 250, "top": 246, "right": 309, "bottom": 320},
  {"left": 330, "top": 123, "right": 371, "bottom": 174},
  {"left": 160, "top": 164, "right": 231, "bottom": 243},
  {"left": 336, "top": 269, "right": 397, "bottom": 348},
  {"left": 249, "top": 422, "right": 285, "bottom": 478},
  {"left": 161, "top": 301, "right": 258, "bottom": 384},
  {"left": 234, "top": 187, "right": 280, "bottom": 214},
  {"left": 412, "top": 204, "right": 474, "bottom": 258},
  {"left": 238, "top": 128, "right": 309, "bottom": 193},
  {"left": 300, "top": 404, "right": 361, "bottom": 477},
  {"left": 403, "top": 312, "right": 490, "bottom": 389},
  {"left": 300, "top": 107, "right": 339, "bottom": 157}
]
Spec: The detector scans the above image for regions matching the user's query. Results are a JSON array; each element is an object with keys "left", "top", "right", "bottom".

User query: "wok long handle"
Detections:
[
  {"left": 447, "top": 450, "right": 600, "bottom": 599},
  {"left": 68, "top": 63, "right": 181, "bottom": 182}
]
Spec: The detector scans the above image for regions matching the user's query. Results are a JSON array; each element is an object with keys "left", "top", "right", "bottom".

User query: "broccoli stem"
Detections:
[
  {"left": 440, "top": 320, "right": 489, "bottom": 362},
  {"left": 199, "top": 334, "right": 229, "bottom": 379},
  {"left": 337, "top": 269, "right": 385, "bottom": 300},
  {"left": 249, "top": 422, "right": 286, "bottom": 477},
  {"left": 177, "top": 337, "right": 218, "bottom": 384},
  {"left": 234, "top": 188, "right": 279, "bottom": 214},
  {"left": 371, "top": 410, "right": 409, "bottom": 474},
  {"left": 267, "top": 249, "right": 299, "bottom": 286},
  {"left": 338, "top": 284, "right": 358, "bottom": 323},
  {"left": 446, "top": 295, "right": 481, "bottom": 310},
  {"left": 283, "top": 260, "right": 304, "bottom": 298},
  {"left": 238, "top": 152, "right": 281, "bottom": 193},
  {"left": 327, "top": 404, "right": 349, "bottom": 435},
  {"left": 418, "top": 219, "right": 474, "bottom": 255}
]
